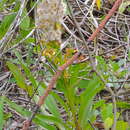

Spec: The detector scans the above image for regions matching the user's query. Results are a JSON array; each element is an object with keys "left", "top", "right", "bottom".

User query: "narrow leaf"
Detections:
[
  {"left": 78, "top": 77, "right": 103, "bottom": 127},
  {"left": 7, "top": 61, "right": 33, "bottom": 96},
  {"left": 0, "top": 96, "right": 4, "bottom": 130},
  {"left": 4, "top": 97, "right": 68, "bottom": 129},
  {"left": 0, "top": 14, "right": 16, "bottom": 39}
]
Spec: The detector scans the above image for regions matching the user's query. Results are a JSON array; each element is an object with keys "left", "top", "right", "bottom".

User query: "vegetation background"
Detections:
[{"left": 0, "top": 0, "right": 130, "bottom": 129}]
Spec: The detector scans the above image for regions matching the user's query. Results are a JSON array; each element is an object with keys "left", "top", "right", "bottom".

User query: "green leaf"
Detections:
[
  {"left": 56, "top": 75, "right": 68, "bottom": 93},
  {"left": 119, "top": 1, "right": 130, "bottom": 13},
  {"left": 7, "top": 61, "right": 33, "bottom": 96},
  {"left": 4, "top": 97, "right": 52, "bottom": 129},
  {"left": 0, "top": 13, "right": 16, "bottom": 39},
  {"left": 4, "top": 96, "right": 30, "bottom": 116},
  {"left": 96, "top": 56, "right": 108, "bottom": 73},
  {"left": 0, "top": 0, "right": 8, "bottom": 11},
  {"left": 110, "top": 61, "right": 120, "bottom": 72},
  {"left": 68, "top": 63, "right": 88, "bottom": 86},
  {"left": 0, "top": 96, "right": 4, "bottom": 130},
  {"left": 104, "top": 117, "right": 113, "bottom": 129},
  {"left": 78, "top": 76, "right": 103, "bottom": 128},
  {"left": 4, "top": 97, "right": 68, "bottom": 129},
  {"left": 101, "top": 103, "right": 113, "bottom": 121},
  {"left": 20, "top": 9, "right": 30, "bottom": 30},
  {"left": 51, "top": 92, "right": 69, "bottom": 115},
  {"left": 128, "top": 49, "right": 130, "bottom": 60},
  {"left": 116, "top": 120, "right": 129, "bottom": 130},
  {"left": 38, "top": 86, "right": 61, "bottom": 120},
  {"left": 4, "top": 112, "right": 12, "bottom": 120},
  {"left": 76, "top": 79, "right": 89, "bottom": 88},
  {"left": 117, "top": 101, "right": 130, "bottom": 109},
  {"left": 35, "top": 114, "right": 69, "bottom": 130},
  {"left": 13, "top": 0, "right": 20, "bottom": 12},
  {"left": 46, "top": 95, "right": 61, "bottom": 118},
  {"left": 93, "top": 100, "right": 105, "bottom": 109},
  {"left": 15, "top": 51, "right": 37, "bottom": 89},
  {"left": 33, "top": 117, "right": 57, "bottom": 130}
]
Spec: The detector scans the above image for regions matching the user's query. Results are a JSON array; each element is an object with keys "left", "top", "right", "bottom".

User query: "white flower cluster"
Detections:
[{"left": 36, "top": 0, "right": 65, "bottom": 43}]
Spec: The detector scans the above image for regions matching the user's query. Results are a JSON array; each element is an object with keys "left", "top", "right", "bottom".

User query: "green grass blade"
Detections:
[
  {"left": 7, "top": 61, "right": 33, "bottom": 96},
  {"left": 4, "top": 96, "right": 68, "bottom": 129},
  {"left": 15, "top": 51, "right": 37, "bottom": 89},
  {"left": 78, "top": 77, "right": 103, "bottom": 127},
  {"left": 38, "top": 86, "right": 62, "bottom": 120},
  {"left": 0, "top": 96, "right": 4, "bottom": 130}
]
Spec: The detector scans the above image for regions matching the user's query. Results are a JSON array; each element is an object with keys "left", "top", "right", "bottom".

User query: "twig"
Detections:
[
  {"left": 1, "top": 29, "right": 35, "bottom": 56},
  {"left": 0, "top": 0, "right": 41, "bottom": 58},
  {"left": 22, "top": 0, "right": 122, "bottom": 129},
  {"left": 0, "top": 72, "right": 10, "bottom": 82},
  {"left": 62, "top": 22, "right": 82, "bottom": 42},
  {"left": 0, "top": 0, "right": 27, "bottom": 54}
]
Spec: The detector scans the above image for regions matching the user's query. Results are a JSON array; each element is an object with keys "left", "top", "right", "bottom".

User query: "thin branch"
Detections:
[
  {"left": 0, "top": 0, "right": 41, "bottom": 58},
  {"left": 0, "top": 0, "right": 27, "bottom": 54},
  {"left": 1, "top": 29, "right": 35, "bottom": 56}
]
